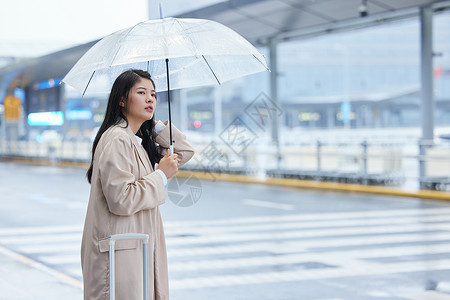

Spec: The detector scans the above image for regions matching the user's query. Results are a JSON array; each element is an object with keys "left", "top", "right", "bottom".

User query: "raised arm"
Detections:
[{"left": 154, "top": 123, "right": 195, "bottom": 167}]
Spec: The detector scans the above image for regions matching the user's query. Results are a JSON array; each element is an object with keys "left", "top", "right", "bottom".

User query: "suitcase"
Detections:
[{"left": 108, "top": 233, "right": 149, "bottom": 300}]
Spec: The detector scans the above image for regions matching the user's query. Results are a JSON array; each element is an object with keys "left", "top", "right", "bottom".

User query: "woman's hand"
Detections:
[
  {"left": 157, "top": 151, "right": 178, "bottom": 179},
  {"left": 154, "top": 120, "right": 168, "bottom": 126}
]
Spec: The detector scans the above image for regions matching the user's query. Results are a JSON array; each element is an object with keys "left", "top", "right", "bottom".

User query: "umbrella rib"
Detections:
[
  {"left": 176, "top": 19, "right": 204, "bottom": 62},
  {"left": 201, "top": 55, "right": 220, "bottom": 85},
  {"left": 253, "top": 54, "right": 270, "bottom": 71},
  {"left": 82, "top": 71, "right": 95, "bottom": 97},
  {"left": 110, "top": 47, "right": 122, "bottom": 67},
  {"left": 110, "top": 25, "right": 136, "bottom": 66}
]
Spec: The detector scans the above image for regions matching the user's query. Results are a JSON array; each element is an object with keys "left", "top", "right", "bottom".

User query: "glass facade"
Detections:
[{"left": 179, "top": 11, "right": 450, "bottom": 132}]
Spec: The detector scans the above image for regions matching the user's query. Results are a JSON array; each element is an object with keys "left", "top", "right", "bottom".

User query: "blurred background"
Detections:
[
  {"left": 1, "top": 0, "right": 450, "bottom": 192},
  {"left": 2, "top": 1, "right": 450, "bottom": 299}
]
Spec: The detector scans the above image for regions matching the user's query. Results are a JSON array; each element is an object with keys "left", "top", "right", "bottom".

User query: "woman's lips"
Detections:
[{"left": 145, "top": 106, "right": 153, "bottom": 112}]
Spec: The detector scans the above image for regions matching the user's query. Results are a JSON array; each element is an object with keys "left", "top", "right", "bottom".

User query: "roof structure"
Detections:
[
  {"left": 1, "top": 0, "right": 450, "bottom": 90},
  {"left": 178, "top": 0, "right": 450, "bottom": 45},
  {"left": 286, "top": 85, "right": 420, "bottom": 104},
  {"left": 0, "top": 41, "right": 97, "bottom": 91}
]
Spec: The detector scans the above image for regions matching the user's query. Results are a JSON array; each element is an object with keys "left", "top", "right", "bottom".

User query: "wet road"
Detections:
[{"left": 1, "top": 161, "right": 450, "bottom": 299}]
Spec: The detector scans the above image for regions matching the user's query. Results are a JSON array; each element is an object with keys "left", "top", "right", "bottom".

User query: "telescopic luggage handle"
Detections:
[{"left": 108, "top": 233, "right": 149, "bottom": 300}]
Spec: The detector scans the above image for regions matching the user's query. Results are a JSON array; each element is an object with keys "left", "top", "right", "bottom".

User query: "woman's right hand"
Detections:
[{"left": 157, "top": 151, "right": 178, "bottom": 179}]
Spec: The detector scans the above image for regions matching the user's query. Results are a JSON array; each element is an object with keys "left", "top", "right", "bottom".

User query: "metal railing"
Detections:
[
  {"left": 0, "top": 140, "right": 91, "bottom": 163},
  {"left": 1, "top": 138, "right": 449, "bottom": 191},
  {"left": 186, "top": 138, "right": 450, "bottom": 191}
]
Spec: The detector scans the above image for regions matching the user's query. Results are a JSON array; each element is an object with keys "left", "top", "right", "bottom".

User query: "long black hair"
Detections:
[{"left": 86, "top": 69, "right": 162, "bottom": 183}]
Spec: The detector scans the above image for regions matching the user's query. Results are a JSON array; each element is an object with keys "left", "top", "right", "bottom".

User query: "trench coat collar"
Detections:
[{"left": 116, "top": 119, "right": 151, "bottom": 173}]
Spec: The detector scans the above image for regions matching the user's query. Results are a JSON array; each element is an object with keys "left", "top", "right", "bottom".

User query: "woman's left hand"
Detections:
[{"left": 154, "top": 120, "right": 168, "bottom": 125}]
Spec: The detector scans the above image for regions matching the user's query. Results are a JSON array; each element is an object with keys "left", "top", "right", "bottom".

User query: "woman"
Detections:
[{"left": 81, "top": 69, "right": 194, "bottom": 300}]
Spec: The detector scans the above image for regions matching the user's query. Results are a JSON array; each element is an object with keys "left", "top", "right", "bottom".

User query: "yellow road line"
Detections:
[
  {"left": 2, "top": 156, "right": 450, "bottom": 201},
  {"left": 176, "top": 171, "right": 450, "bottom": 201}
]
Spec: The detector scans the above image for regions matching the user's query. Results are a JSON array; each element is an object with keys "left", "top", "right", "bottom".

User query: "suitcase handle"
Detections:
[
  {"left": 109, "top": 233, "right": 149, "bottom": 242},
  {"left": 108, "top": 233, "right": 149, "bottom": 300}
]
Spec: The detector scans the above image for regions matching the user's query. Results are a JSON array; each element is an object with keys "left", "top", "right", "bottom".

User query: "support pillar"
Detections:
[
  {"left": 214, "top": 86, "right": 222, "bottom": 140},
  {"left": 148, "top": 0, "right": 160, "bottom": 19},
  {"left": 179, "top": 89, "right": 188, "bottom": 133},
  {"left": 419, "top": 5, "right": 434, "bottom": 189},
  {"left": 269, "top": 39, "right": 281, "bottom": 169}
]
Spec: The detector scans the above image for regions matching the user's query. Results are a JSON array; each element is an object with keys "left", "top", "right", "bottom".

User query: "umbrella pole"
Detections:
[{"left": 165, "top": 58, "right": 174, "bottom": 154}]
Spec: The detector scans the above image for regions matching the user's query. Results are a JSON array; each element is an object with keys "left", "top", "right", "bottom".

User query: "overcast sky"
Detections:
[{"left": 0, "top": 0, "right": 223, "bottom": 57}]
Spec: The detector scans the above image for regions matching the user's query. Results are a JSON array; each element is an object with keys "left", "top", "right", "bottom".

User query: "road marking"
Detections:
[
  {"left": 399, "top": 291, "right": 450, "bottom": 300},
  {"left": 0, "top": 244, "right": 82, "bottom": 289},
  {"left": 0, "top": 225, "right": 83, "bottom": 236},
  {"left": 243, "top": 198, "right": 295, "bottom": 210},
  {"left": 1, "top": 208, "right": 448, "bottom": 237},
  {"left": 167, "top": 232, "right": 450, "bottom": 257},
  {"left": 38, "top": 254, "right": 81, "bottom": 265},
  {"left": 169, "top": 243, "right": 450, "bottom": 272},
  {"left": 169, "top": 259, "right": 450, "bottom": 290},
  {"left": 17, "top": 243, "right": 80, "bottom": 254},
  {"left": 1, "top": 207, "right": 450, "bottom": 295},
  {"left": 164, "top": 214, "right": 450, "bottom": 235},
  {"left": 165, "top": 222, "right": 449, "bottom": 246},
  {"left": 164, "top": 207, "right": 450, "bottom": 227},
  {"left": 0, "top": 233, "right": 81, "bottom": 245}
]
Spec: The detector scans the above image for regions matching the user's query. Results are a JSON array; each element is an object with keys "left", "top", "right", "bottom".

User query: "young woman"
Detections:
[{"left": 81, "top": 69, "right": 194, "bottom": 300}]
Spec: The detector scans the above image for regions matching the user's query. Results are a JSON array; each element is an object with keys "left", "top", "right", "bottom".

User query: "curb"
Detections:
[
  {"left": 176, "top": 171, "right": 450, "bottom": 201},
  {"left": 2, "top": 156, "right": 450, "bottom": 201}
]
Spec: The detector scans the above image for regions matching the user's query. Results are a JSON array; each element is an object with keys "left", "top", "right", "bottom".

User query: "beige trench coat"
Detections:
[{"left": 81, "top": 120, "right": 194, "bottom": 300}]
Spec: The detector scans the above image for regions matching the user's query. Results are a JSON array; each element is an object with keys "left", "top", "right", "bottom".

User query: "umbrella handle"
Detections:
[{"left": 170, "top": 145, "right": 174, "bottom": 155}]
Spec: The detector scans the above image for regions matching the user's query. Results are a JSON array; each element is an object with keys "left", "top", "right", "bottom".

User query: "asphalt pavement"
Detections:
[{"left": 1, "top": 161, "right": 450, "bottom": 299}]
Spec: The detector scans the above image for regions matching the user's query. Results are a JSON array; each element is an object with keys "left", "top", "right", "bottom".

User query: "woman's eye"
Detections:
[{"left": 138, "top": 91, "right": 145, "bottom": 95}]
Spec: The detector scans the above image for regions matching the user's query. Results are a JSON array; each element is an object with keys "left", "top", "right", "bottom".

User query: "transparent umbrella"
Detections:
[{"left": 62, "top": 17, "right": 269, "bottom": 150}]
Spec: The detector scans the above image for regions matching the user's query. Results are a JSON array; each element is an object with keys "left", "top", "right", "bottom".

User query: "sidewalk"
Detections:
[{"left": 0, "top": 245, "right": 82, "bottom": 300}]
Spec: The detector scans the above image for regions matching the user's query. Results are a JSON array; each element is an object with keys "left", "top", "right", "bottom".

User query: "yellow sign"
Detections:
[{"left": 3, "top": 95, "right": 21, "bottom": 121}]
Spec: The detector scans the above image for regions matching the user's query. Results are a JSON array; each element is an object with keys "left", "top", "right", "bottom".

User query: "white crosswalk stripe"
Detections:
[
  {"left": 0, "top": 225, "right": 84, "bottom": 280},
  {"left": 164, "top": 207, "right": 450, "bottom": 298},
  {"left": 0, "top": 207, "right": 450, "bottom": 299}
]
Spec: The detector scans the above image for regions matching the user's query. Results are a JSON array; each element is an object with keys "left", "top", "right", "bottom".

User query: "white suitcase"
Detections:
[{"left": 108, "top": 233, "right": 149, "bottom": 300}]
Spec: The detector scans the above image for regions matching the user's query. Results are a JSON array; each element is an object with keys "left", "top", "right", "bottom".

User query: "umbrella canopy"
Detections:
[{"left": 62, "top": 17, "right": 269, "bottom": 95}]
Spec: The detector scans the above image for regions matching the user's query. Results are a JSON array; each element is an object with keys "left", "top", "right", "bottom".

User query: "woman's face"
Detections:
[{"left": 121, "top": 78, "right": 156, "bottom": 128}]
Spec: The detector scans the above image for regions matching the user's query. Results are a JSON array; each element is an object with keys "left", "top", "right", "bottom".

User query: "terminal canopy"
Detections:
[
  {"left": 178, "top": 0, "right": 450, "bottom": 45},
  {"left": 1, "top": 0, "right": 449, "bottom": 90}
]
